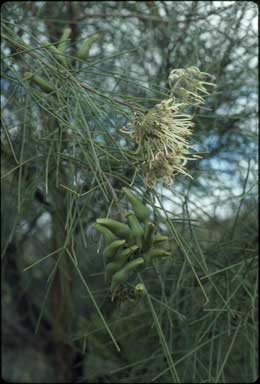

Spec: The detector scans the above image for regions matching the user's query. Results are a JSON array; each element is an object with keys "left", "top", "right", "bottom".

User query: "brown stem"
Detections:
[
  {"left": 48, "top": 142, "right": 76, "bottom": 382},
  {"left": 65, "top": 0, "right": 80, "bottom": 45}
]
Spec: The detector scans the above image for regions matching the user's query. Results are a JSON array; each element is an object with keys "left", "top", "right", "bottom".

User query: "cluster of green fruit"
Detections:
[{"left": 94, "top": 187, "right": 170, "bottom": 299}]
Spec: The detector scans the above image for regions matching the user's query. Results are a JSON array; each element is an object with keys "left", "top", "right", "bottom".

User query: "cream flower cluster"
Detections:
[
  {"left": 122, "top": 67, "right": 215, "bottom": 186},
  {"left": 169, "top": 66, "right": 216, "bottom": 105}
]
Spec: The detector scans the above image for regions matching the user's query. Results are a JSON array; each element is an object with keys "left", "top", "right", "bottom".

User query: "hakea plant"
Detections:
[{"left": 121, "top": 67, "right": 216, "bottom": 186}]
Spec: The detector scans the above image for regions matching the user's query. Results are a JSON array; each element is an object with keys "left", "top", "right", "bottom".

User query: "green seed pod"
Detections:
[
  {"left": 76, "top": 32, "right": 102, "bottom": 60},
  {"left": 122, "top": 187, "right": 149, "bottom": 224},
  {"left": 111, "top": 257, "right": 145, "bottom": 295},
  {"left": 46, "top": 44, "right": 67, "bottom": 66},
  {"left": 126, "top": 231, "right": 135, "bottom": 247},
  {"left": 103, "top": 239, "right": 126, "bottom": 264},
  {"left": 126, "top": 212, "right": 144, "bottom": 249},
  {"left": 58, "top": 27, "right": 71, "bottom": 54},
  {"left": 143, "top": 222, "right": 156, "bottom": 250},
  {"left": 143, "top": 248, "right": 171, "bottom": 264},
  {"left": 94, "top": 223, "right": 117, "bottom": 245},
  {"left": 153, "top": 235, "right": 169, "bottom": 244},
  {"left": 105, "top": 259, "right": 126, "bottom": 282},
  {"left": 96, "top": 218, "right": 131, "bottom": 239},
  {"left": 25, "top": 72, "right": 55, "bottom": 93},
  {"left": 114, "top": 245, "right": 139, "bottom": 263}
]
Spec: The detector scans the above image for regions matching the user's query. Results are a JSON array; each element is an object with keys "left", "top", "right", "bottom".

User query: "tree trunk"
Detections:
[{"left": 50, "top": 182, "right": 75, "bottom": 382}]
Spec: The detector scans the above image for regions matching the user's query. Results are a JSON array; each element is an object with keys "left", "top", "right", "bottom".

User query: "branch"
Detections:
[
  {"left": 80, "top": 81, "right": 145, "bottom": 112},
  {"left": 77, "top": 12, "right": 171, "bottom": 24},
  {"left": 76, "top": 7, "right": 238, "bottom": 26}
]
